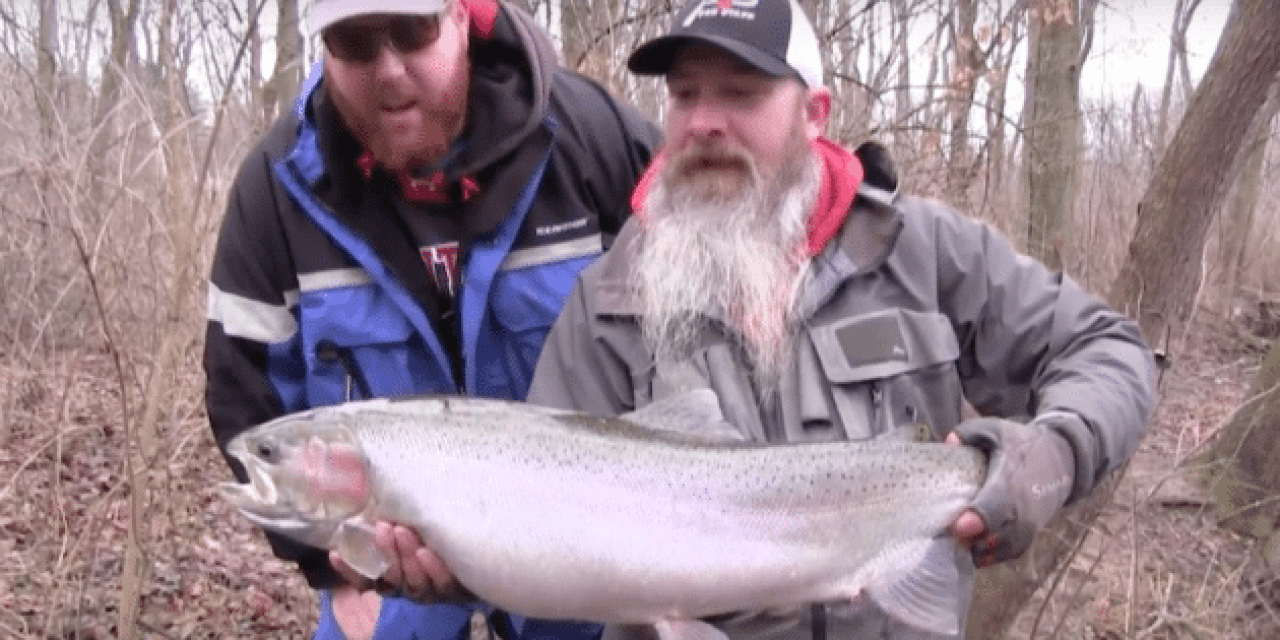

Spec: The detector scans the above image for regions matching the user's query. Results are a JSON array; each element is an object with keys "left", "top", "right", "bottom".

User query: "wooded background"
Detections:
[{"left": 0, "top": 0, "right": 1278, "bottom": 638}]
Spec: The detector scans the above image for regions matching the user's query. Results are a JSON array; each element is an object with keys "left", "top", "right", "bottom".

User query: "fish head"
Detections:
[{"left": 218, "top": 409, "right": 372, "bottom": 550}]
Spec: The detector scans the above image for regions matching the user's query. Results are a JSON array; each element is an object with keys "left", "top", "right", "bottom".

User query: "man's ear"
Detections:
[{"left": 804, "top": 86, "right": 832, "bottom": 140}]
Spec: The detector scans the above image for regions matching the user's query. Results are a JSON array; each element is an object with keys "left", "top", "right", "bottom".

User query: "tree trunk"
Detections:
[
  {"left": 85, "top": 0, "right": 141, "bottom": 208},
  {"left": 1217, "top": 79, "right": 1280, "bottom": 317},
  {"left": 248, "top": 0, "right": 263, "bottom": 104},
  {"left": 117, "top": 1, "right": 194, "bottom": 633},
  {"left": 946, "top": 0, "right": 983, "bottom": 205},
  {"left": 505, "top": 0, "right": 536, "bottom": 15},
  {"left": 1130, "top": 84, "right": 1145, "bottom": 154},
  {"left": 1022, "top": 0, "right": 1082, "bottom": 271},
  {"left": 263, "top": 0, "right": 303, "bottom": 124},
  {"left": 247, "top": 0, "right": 262, "bottom": 116},
  {"left": 919, "top": 6, "right": 946, "bottom": 160},
  {"left": 1210, "top": 338, "right": 1280, "bottom": 540},
  {"left": 36, "top": 0, "right": 59, "bottom": 141},
  {"left": 984, "top": 4, "right": 1026, "bottom": 199},
  {"left": 863, "top": 2, "right": 878, "bottom": 101},
  {"left": 1109, "top": 0, "right": 1280, "bottom": 351},
  {"left": 1155, "top": 0, "right": 1186, "bottom": 154},
  {"left": 923, "top": 7, "right": 952, "bottom": 167},
  {"left": 891, "top": 1, "right": 913, "bottom": 150},
  {"left": 1154, "top": 0, "right": 1202, "bottom": 160},
  {"left": 94, "top": 0, "right": 140, "bottom": 128}
]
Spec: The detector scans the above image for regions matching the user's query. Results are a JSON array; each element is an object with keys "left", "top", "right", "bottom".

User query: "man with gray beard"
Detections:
[
  {"left": 635, "top": 118, "right": 819, "bottom": 395},
  {"left": 355, "top": 0, "right": 1156, "bottom": 638},
  {"left": 527, "top": 0, "right": 1154, "bottom": 637}
]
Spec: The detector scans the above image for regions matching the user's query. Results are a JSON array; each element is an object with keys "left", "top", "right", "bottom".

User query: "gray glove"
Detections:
[{"left": 954, "top": 414, "right": 1081, "bottom": 564}]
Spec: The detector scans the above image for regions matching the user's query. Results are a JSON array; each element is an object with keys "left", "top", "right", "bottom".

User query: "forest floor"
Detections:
[
  {"left": 1005, "top": 320, "right": 1279, "bottom": 639},
  {"left": 0, "top": 317, "right": 1273, "bottom": 639}
]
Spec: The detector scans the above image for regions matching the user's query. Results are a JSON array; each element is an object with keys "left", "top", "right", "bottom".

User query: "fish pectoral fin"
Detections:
[
  {"left": 653, "top": 618, "right": 730, "bottom": 640},
  {"left": 333, "top": 519, "right": 390, "bottom": 580},
  {"left": 865, "top": 536, "right": 968, "bottom": 637}
]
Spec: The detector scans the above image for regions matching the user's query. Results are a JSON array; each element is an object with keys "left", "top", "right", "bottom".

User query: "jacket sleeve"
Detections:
[
  {"left": 922, "top": 200, "right": 1157, "bottom": 502},
  {"left": 203, "top": 134, "right": 345, "bottom": 589}
]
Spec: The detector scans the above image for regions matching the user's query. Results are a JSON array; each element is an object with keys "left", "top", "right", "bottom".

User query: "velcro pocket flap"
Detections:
[
  {"left": 301, "top": 285, "right": 415, "bottom": 347},
  {"left": 810, "top": 309, "right": 959, "bottom": 382}
]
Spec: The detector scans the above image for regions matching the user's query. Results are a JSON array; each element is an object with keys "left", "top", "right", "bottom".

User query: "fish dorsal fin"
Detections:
[
  {"left": 620, "top": 389, "right": 745, "bottom": 443},
  {"left": 865, "top": 536, "right": 967, "bottom": 636},
  {"left": 877, "top": 422, "right": 935, "bottom": 443},
  {"left": 654, "top": 619, "right": 731, "bottom": 640}
]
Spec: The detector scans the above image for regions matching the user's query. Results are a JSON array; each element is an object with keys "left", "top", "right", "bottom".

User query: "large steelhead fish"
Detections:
[{"left": 219, "top": 391, "right": 986, "bottom": 638}]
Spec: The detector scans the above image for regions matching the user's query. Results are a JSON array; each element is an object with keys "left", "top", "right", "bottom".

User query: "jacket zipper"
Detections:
[{"left": 315, "top": 339, "right": 374, "bottom": 401}]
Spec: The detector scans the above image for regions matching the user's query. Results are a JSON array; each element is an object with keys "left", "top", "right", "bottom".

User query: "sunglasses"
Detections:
[{"left": 323, "top": 14, "right": 443, "bottom": 64}]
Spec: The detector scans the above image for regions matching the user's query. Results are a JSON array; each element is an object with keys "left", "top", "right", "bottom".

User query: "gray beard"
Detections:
[{"left": 632, "top": 152, "right": 821, "bottom": 396}]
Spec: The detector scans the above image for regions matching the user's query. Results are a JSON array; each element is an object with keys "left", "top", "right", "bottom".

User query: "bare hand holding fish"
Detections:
[{"left": 329, "top": 522, "right": 464, "bottom": 601}]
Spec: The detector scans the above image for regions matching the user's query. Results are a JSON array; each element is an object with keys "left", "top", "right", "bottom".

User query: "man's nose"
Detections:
[
  {"left": 684, "top": 98, "right": 728, "bottom": 139},
  {"left": 370, "top": 41, "right": 409, "bottom": 78}
]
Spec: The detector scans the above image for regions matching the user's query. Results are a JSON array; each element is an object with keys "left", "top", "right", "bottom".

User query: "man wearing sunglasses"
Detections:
[{"left": 203, "top": 0, "right": 659, "bottom": 638}]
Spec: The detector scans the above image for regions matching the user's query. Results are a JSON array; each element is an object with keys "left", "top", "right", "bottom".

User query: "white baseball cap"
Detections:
[{"left": 311, "top": 0, "right": 451, "bottom": 34}]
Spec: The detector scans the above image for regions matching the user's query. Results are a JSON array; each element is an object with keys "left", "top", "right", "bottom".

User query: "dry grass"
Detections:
[
  {"left": 0, "top": 355, "right": 318, "bottom": 639},
  {"left": 1002, "top": 330, "right": 1279, "bottom": 640},
  {"left": 0, "top": 48, "right": 319, "bottom": 639}
]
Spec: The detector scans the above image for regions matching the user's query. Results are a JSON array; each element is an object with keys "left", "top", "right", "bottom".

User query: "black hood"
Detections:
[{"left": 455, "top": 2, "right": 560, "bottom": 177}]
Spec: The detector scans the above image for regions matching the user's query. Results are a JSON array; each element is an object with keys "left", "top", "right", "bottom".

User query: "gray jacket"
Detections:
[{"left": 526, "top": 143, "right": 1156, "bottom": 639}]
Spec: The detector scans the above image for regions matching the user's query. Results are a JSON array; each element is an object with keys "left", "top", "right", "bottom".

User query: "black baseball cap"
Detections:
[{"left": 628, "top": 0, "right": 823, "bottom": 88}]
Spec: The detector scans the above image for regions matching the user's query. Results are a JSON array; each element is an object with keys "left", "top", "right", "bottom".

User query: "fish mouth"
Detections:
[
  {"left": 217, "top": 437, "right": 350, "bottom": 547},
  {"left": 218, "top": 442, "right": 311, "bottom": 529},
  {"left": 218, "top": 442, "right": 283, "bottom": 517}
]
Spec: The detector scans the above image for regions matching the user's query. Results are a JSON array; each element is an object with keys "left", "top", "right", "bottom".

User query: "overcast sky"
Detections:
[{"left": 1082, "top": 0, "right": 1231, "bottom": 101}]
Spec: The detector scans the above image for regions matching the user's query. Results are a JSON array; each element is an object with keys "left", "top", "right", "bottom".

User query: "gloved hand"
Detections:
[{"left": 953, "top": 414, "right": 1082, "bottom": 564}]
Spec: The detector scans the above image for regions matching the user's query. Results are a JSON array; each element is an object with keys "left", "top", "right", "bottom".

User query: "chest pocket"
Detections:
[
  {"left": 298, "top": 283, "right": 439, "bottom": 406},
  {"left": 805, "top": 309, "right": 961, "bottom": 441},
  {"left": 488, "top": 253, "right": 599, "bottom": 398}
]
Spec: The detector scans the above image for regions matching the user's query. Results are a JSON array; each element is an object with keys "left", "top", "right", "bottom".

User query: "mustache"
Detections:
[{"left": 668, "top": 144, "right": 757, "bottom": 178}]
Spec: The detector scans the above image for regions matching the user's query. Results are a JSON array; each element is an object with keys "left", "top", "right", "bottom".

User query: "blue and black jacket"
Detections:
[{"left": 203, "top": 2, "right": 658, "bottom": 635}]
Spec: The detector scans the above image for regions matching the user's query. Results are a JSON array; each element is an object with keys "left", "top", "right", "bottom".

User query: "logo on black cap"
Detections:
[{"left": 683, "top": 0, "right": 761, "bottom": 27}]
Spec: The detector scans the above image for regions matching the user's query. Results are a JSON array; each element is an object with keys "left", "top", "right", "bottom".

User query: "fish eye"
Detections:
[{"left": 255, "top": 441, "right": 277, "bottom": 461}]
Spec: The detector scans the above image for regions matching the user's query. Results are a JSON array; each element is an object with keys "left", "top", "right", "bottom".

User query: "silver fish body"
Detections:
[{"left": 219, "top": 392, "right": 986, "bottom": 636}]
